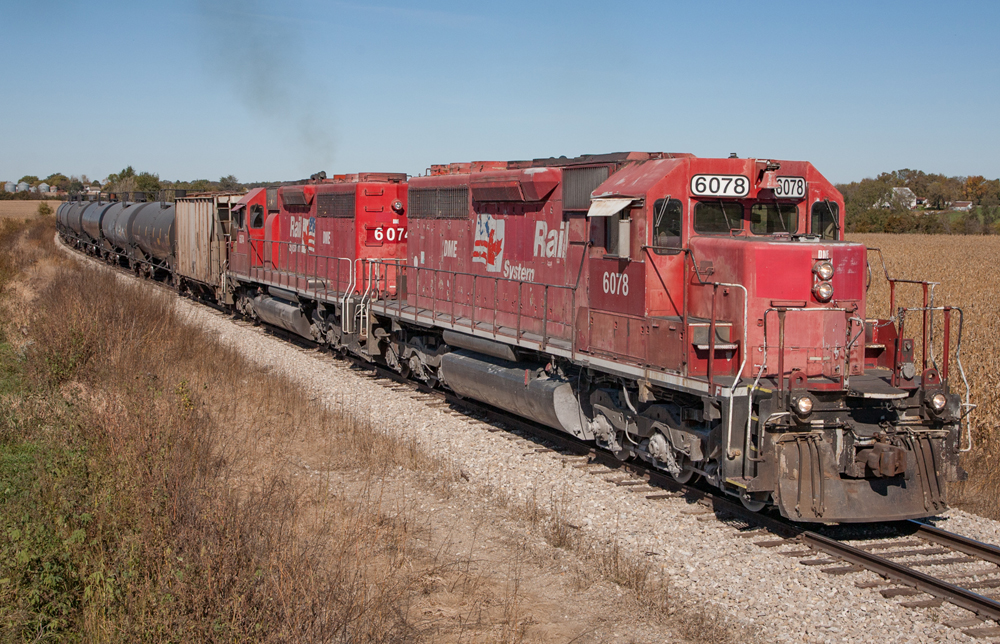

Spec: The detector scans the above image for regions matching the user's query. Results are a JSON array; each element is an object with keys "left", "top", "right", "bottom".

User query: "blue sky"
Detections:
[{"left": 2, "top": 0, "right": 998, "bottom": 184}]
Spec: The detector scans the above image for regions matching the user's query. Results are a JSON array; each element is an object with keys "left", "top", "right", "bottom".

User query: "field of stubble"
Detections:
[{"left": 848, "top": 234, "right": 1000, "bottom": 515}]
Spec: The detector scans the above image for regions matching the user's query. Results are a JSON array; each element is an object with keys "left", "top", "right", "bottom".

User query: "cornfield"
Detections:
[{"left": 848, "top": 234, "right": 1000, "bottom": 516}]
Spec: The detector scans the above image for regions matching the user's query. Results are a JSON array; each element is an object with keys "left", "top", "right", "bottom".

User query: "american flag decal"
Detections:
[
  {"left": 472, "top": 214, "right": 504, "bottom": 273},
  {"left": 305, "top": 217, "right": 316, "bottom": 252}
]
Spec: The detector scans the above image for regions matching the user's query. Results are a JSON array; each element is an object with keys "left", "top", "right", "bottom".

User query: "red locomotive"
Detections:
[{"left": 56, "top": 151, "right": 970, "bottom": 523}]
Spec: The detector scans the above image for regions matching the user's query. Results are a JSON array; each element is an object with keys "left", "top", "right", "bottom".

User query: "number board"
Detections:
[
  {"left": 365, "top": 225, "right": 407, "bottom": 246},
  {"left": 690, "top": 174, "right": 750, "bottom": 198},
  {"left": 773, "top": 176, "right": 806, "bottom": 199}
]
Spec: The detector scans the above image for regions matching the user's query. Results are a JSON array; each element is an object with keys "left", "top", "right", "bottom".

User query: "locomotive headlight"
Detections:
[
  {"left": 391, "top": 199, "right": 404, "bottom": 213},
  {"left": 930, "top": 392, "right": 948, "bottom": 412},
  {"left": 794, "top": 395, "right": 814, "bottom": 416},
  {"left": 813, "top": 281, "right": 834, "bottom": 302},
  {"left": 813, "top": 260, "right": 835, "bottom": 281}
]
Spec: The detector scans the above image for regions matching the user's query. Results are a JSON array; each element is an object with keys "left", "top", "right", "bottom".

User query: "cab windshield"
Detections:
[
  {"left": 750, "top": 202, "right": 798, "bottom": 235},
  {"left": 693, "top": 201, "right": 743, "bottom": 234}
]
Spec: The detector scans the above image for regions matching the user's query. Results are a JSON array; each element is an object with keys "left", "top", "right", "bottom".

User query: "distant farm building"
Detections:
[
  {"left": 16, "top": 181, "right": 29, "bottom": 192},
  {"left": 3, "top": 181, "right": 13, "bottom": 192},
  {"left": 893, "top": 187, "right": 917, "bottom": 210},
  {"left": 951, "top": 200, "right": 973, "bottom": 212},
  {"left": 37, "top": 183, "right": 49, "bottom": 193}
]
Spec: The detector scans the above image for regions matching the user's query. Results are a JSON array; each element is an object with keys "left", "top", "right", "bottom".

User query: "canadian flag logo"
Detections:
[{"left": 472, "top": 214, "right": 504, "bottom": 273}]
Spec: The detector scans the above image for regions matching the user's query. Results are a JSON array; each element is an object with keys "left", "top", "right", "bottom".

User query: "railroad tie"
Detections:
[
  {"left": 962, "top": 626, "right": 1000, "bottom": 639},
  {"left": 899, "top": 597, "right": 943, "bottom": 608},
  {"left": 881, "top": 586, "right": 923, "bottom": 598},
  {"left": 943, "top": 617, "right": 983, "bottom": 629}
]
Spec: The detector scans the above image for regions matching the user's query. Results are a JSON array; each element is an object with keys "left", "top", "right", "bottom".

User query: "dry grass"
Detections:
[
  {"left": 849, "top": 233, "right": 1000, "bottom": 517},
  {"left": 0, "top": 200, "right": 58, "bottom": 219},
  {"left": 1, "top": 216, "right": 446, "bottom": 641}
]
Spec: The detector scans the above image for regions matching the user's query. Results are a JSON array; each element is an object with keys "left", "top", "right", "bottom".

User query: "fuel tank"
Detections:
[
  {"left": 439, "top": 350, "right": 592, "bottom": 439},
  {"left": 131, "top": 202, "right": 175, "bottom": 262},
  {"left": 251, "top": 295, "right": 314, "bottom": 340}
]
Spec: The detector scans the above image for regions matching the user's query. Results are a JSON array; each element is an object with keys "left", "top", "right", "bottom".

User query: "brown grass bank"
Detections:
[{"left": 1, "top": 216, "right": 442, "bottom": 641}]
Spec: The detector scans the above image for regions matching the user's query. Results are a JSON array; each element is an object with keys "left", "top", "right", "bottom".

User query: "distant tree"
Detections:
[
  {"left": 838, "top": 177, "right": 894, "bottom": 232},
  {"left": 67, "top": 179, "right": 84, "bottom": 194},
  {"left": 18, "top": 175, "right": 39, "bottom": 186},
  {"left": 136, "top": 172, "right": 161, "bottom": 197},
  {"left": 925, "top": 181, "right": 953, "bottom": 210},
  {"left": 44, "top": 173, "right": 69, "bottom": 191},
  {"left": 964, "top": 176, "right": 989, "bottom": 204},
  {"left": 219, "top": 175, "right": 241, "bottom": 191}
]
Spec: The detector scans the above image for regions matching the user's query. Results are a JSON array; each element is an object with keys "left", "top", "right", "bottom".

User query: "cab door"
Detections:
[{"left": 645, "top": 196, "right": 688, "bottom": 373}]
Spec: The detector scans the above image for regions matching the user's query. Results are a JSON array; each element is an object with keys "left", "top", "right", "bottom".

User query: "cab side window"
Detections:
[
  {"left": 605, "top": 210, "right": 631, "bottom": 258},
  {"left": 249, "top": 204, "right": 264, "bottom": 229},
  {"left": 651, "top": 198, "right": 682, "bottom": 255},
  {"left": 811, "top": 201, "right": 839, "bottom": 240}
]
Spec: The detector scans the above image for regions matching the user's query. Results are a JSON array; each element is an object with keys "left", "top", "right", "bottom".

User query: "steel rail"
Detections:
[
  {"left": 801, "top": 531, "right": 1000, "bottom": 621},
  {"left": 910, "top": 521, "right": 1000, "bottom": 566}
]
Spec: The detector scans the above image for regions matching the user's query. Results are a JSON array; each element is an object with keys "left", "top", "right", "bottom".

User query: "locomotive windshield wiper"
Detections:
[
  {"left": 654, "top": 195, "right": 669, "bottom": 229},
  {"left": 771, "top": 198, "right": 790, "bottom": 233},
  {"left": 825, "top": 198, "right": 842, "bottom": 236},
  {"left": 717, "top": 199, "right": 736, "bottom": 232}
]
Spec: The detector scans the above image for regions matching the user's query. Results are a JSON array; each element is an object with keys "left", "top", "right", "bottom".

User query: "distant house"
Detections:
[
  {"left": 877, "top": 187, "right": 919, "bottom": 210},
  {"left": 893, "top": 187, "right": 917, "bottom": 210},
  {"left": 951, "top": 200, "right": 973, "bottom": 212},
  {"left": 85, "top": 185, "right": 101, "bottom": 196},
  {"left": 16, "top": 181, "right": 29, "bottom": 192},
  {"left": 3, "top": 181, "right": 13, "bottom": 192},
  {"left": 48, "top": 184, "right": 59, "bottom": 193}
]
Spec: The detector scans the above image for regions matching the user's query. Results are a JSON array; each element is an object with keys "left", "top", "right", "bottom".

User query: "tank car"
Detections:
[{"left": 358, "top": 152, "right": 968, "bottom": 523}]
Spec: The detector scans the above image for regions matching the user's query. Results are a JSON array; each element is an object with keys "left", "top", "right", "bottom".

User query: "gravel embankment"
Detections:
[{"left": 172, "top": 297, "right": 1000, "bottom": 644}]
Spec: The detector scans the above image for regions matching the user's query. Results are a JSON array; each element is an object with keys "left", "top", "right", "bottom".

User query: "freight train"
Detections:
[{"left": 56, "top": 152, "right": 972, "bottom": 523}]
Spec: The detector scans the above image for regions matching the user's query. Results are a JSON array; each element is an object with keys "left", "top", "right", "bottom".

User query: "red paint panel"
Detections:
[{"left": 589, "top": 258, "right": 645, "bottom": 317}]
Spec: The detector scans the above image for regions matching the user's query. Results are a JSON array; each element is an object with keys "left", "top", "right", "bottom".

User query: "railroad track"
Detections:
[{"left": 62, "top": 236, "right": 1000, "bottom": 639}]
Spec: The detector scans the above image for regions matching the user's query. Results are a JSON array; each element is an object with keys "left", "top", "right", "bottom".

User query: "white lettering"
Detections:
[
  {"left": 533, "top": 221, "right": 547, "bottom": 257},
  {"left": 443, "top": 239, "right": 457, "bottom": 258},
  {"left": 601, "top": 271, "right": 630, "bottom": 296},
  {"left": 532, "top": 221, "right": 568, "bottom": 259},
  {"left": 503, "top": 260, "right": 536, "bottom": 282},
  {"left": 322, "top": 231, "right": 331, "bottom": 245}
]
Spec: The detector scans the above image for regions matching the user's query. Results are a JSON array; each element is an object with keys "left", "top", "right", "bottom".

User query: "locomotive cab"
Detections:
[{"left": 585, "top": 157, "right": 965, "bottom": 521}]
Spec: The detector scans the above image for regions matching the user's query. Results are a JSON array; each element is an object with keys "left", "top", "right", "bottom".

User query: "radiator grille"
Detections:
[
  {"left": 563, "top": 166, "right": 609, "bottom": 210},
  {"left": 316, "top": 193, "right": 356, "bottom": 218},
  {"left": 409, "top": 187, "right": 469, "bottom": 219}
]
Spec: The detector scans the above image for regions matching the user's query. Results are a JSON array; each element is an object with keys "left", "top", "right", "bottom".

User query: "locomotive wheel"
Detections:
[
  {"left": 671, "top": 456, "right": 700, "bottom": 484},
  {"left": 740, "top": 491, "right": 768, "bottom": 513}
]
